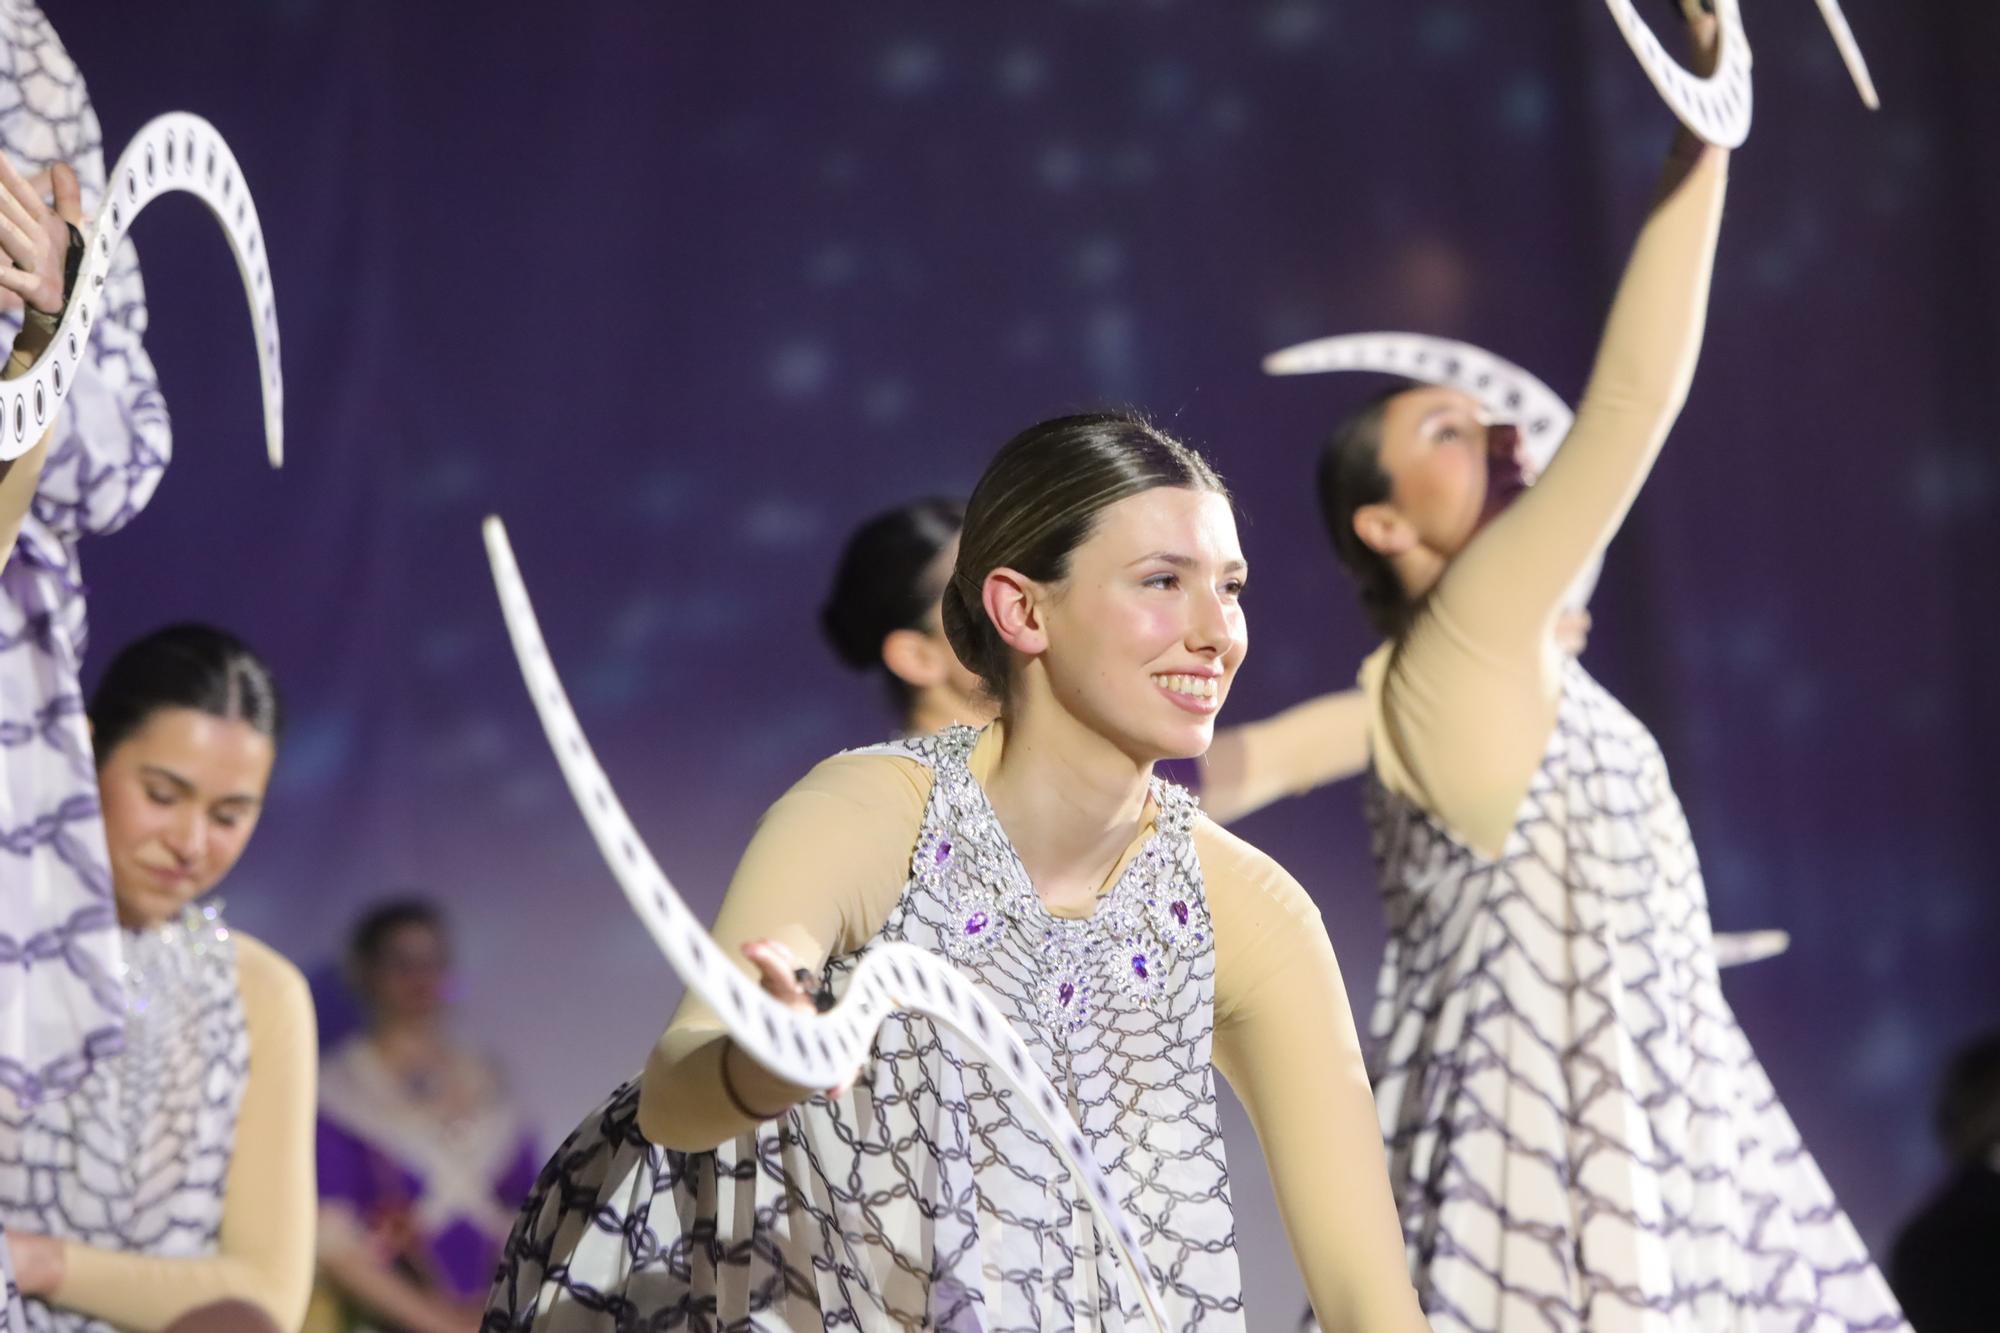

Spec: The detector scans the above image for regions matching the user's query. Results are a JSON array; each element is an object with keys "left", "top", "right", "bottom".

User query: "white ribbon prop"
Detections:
[
  {"left": 1604, "top": 0, "right": 1755, "bottom": 148},
  {"left": 0, "top": 113, "right": 281, "bottom": 464},
  {"left": 1606, "top": 0, "right": 1881, "bottom": 144},
  {"left": 1712, "top": 928, "right": 1791, "bottom": 969},
  {"left": 481, "top": 517, "right": 1170, "bottom": 1332},
  {"left": 1810, "top": 0, "right": 1880, "bottom": 110},
  {"left": 1264, "top": 333, "right": 1573, "bottom": 469},
  {"left": 1264, "top": 331, "right": 1603, "bottom": 608}
]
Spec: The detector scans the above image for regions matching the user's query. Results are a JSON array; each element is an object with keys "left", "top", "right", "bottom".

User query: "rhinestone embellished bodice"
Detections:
[
  {"left": 488, "top": 726, "right": 1245, "bottom": 1330},
  {"left": 0, "top": 903, "right": 248, "bottom": 1333}
]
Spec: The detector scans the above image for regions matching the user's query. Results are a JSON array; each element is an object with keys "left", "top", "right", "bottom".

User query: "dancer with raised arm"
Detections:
[{"left": 1302, "top": 9, "right": 1903, "bottom": 1330}]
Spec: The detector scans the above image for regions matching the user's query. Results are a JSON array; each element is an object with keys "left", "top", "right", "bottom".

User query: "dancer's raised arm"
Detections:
[{"left": 1346, "top": 14, "right": 1730, "bottom": 855}]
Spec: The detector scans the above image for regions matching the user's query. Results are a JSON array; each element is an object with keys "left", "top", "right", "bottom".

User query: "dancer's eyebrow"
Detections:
[
  {"left": 141, "top": 764, "right": 195, "bottom": 795},
  {"left": 141, "top": 764, "right": 261, "bottom": 807},
  {"left": 1129, "top": 551, "right": 1249, "bottom": 575}
]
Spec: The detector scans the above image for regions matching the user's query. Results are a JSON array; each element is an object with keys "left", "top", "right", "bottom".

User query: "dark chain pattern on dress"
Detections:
[
  {"left": 1357, "top": 663, "right": 1906, "bottom": 1332},
  {"left": 485, "top": 728, "right": 1246, "bottom": 1331},
  {"left": 0, "top": 0, "right": 173, "bottom": 1112},
  {"left": 0, "top": 904, "right": 248, "bottom": 1333}
]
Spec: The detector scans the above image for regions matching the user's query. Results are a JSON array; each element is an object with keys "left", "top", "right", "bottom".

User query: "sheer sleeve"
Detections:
[
  {"left": 53, "top": 935, "right": 317, "bottom": 1332},
  {"left": 1200, "top": 689, "right": 1370, "bottom": 824},
  {"left": 636, "top": 751, "right": 931, "bottom": 1150},
  {"left": 1203, "top": 822, "right": 1428, "bottom": 1331}
]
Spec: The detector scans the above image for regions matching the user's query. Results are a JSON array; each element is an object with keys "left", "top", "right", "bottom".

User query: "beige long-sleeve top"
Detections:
[
  {"left": 635, "top": 724, "right": 1426, "bottom": 1332},
  {"left": 51, "top": 932, "right": 318, "bottom": 1333},
  {"left": 1362, "top": 145, "right": 1730, "bottom": 858},
  {"left": 1201, "top": 688, "right": 1373, "bottom": 824}
]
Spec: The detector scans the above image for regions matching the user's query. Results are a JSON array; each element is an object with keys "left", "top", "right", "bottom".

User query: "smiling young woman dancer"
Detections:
[
  {"left": 487, "top": 413, "right": 1429, "bottom": 1331},
  {"left": 818, "top": 495, "right": 1412, "bottom": 824},
  {"left": 1309, "top": 10, "right": 1904, "bottom": 1331}
]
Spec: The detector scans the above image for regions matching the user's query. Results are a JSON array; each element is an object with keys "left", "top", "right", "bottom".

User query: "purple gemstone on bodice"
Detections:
[
  {"left": 1132, "top": 954, "right": 1149, "bottom": 979},
  {"left": 964, "top": 911, "right": 988, "bottom": 936},
  {"left": 1170, "top": 900, "right": 1189, "bottom": 926},
  {"left": 934, "top": 839, "right": 953, "bottom": 865},
  {"left": 1058, "top": 982, "right": 1075, "bottom": 1007}
]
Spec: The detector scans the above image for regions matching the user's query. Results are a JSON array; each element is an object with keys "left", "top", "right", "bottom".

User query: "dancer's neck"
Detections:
[
  {"left": 981, "top": 688, "right": 1152, "bottom": 918},
  {"left": 906, "top": 685, "right": 996, "bottom": 738}
]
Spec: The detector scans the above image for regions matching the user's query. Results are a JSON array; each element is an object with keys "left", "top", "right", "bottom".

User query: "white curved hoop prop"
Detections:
[
  {"left": 1810, "top": 0, "right": 1879, "bottom": 110},
  {"left": 0, "top": 113, "right": 281, "bottom": 464},
  {"left": 1264, "top": 330, "right": 1603, "bottom": 608},
  {"left": 1712, "top": 928, "right": 1791, "bottom": 969},
  {"left": 1265, "top": 332, "right": 1573, "bottom": 470},
  {"left": 1603, "top": 0, "right": 1755, "bottom": 148},
  {"left": 481, "top": 517, "right": 1170, "bottom": 1331}
]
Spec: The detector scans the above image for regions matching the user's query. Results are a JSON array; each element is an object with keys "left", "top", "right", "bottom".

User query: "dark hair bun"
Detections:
[{"left": 820, "top": 497, "right": 965, "bottom": 672}]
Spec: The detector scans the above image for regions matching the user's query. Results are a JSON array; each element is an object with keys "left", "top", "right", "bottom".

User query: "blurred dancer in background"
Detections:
[{"left": 315, "top": 901, "right": 538, "bottom": 1333}]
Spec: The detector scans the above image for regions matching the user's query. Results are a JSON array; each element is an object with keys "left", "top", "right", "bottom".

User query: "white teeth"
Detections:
[{"left": 1152, "top": 673, "right": 1218, "bottom": 701}]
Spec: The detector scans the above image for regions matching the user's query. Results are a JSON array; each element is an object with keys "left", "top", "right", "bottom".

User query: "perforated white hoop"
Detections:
[
  {"left": 0, "top": 113, "right": 281, "bottom": 464},
  {"left": 1264, "top": 331, "right": 1603, "bottom": 608},
  {"left": 1712, "top": 929, "right": 1791, "bottom": 968},
  {"left": 1265, "top": 333, "right": 1573, "bottom": 470},
  {"left": 482, "top": 516, "right": 1170, "bottom": 1331},
  {"left": 1603, "top": 0, "right": 1754, "bottom": 148},
  {"left": 1810, "top": 0, "right": 1879, "bottom": 110}
]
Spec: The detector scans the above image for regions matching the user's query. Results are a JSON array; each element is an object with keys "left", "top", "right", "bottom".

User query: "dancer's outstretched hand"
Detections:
[
  {"left": 0, "top": 155, "right": 81, "bottom": 317},
  {"left": 725, "top": 937, "right": 858, "bottom": 1115}
]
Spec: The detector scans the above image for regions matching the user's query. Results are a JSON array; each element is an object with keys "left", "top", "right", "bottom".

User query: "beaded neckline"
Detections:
[
  {"left": 895, "top": 725, "right": 1212, "bottom": 1036},
  {"left": 120, "top": 899, "right": 232, "bottom": 1020}
]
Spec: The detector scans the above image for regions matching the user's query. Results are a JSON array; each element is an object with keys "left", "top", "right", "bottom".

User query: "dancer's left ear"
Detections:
[
  {"left": 881, "top": 627, "right": 950, "bottom": 690},
  {"left": 981, "top": 567, "right": 1050, "bottom": 661},
  {"left": 1352, "top": 502, "right": 1418, "bottom": 559}
]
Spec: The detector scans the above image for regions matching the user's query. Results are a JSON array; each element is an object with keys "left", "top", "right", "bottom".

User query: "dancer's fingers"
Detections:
[
  {"left": 49, "top": 163, "right": 81, "bottom": 226},
  {"left": 0, "top": 182, "right": 34, "bottom": 245},
  {"left": 0, "top": 153, "right": 42, "bottom": 229},
  {"left": 1555, "top": 610, "right": 1593, "bottom": 657},
  {"left": 0, "top": 212, "right": 38, "bottom": 270},
  {"left": 741, "top": 939, "right": 818, "bottom": 1013}
]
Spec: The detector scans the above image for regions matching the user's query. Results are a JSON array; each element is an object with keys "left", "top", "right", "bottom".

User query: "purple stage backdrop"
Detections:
[{"left": 47, "top": 1, "right": 1999, "bottom": 1318}]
